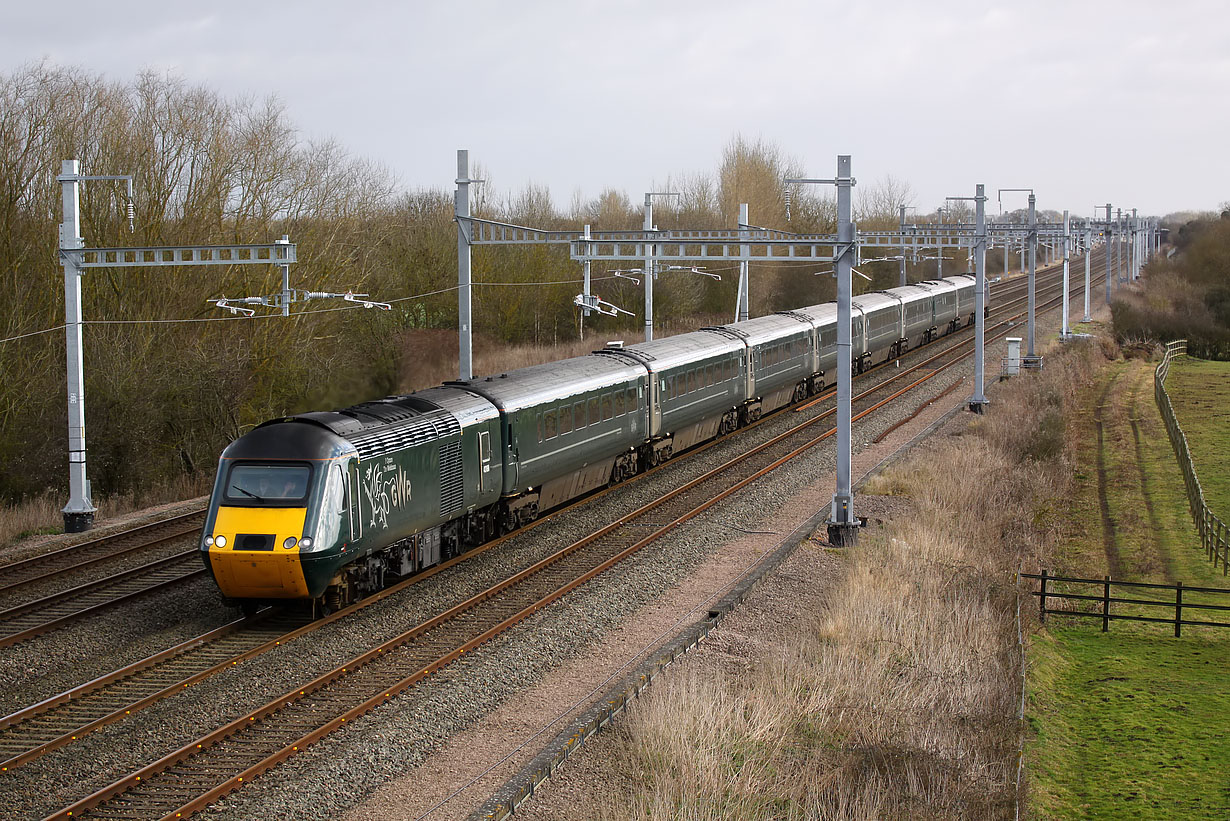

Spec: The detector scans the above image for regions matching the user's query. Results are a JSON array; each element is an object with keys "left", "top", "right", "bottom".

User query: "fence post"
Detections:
[
  {"left": 1102, "top": 576, "right": 1111, "bottom": 632},
  {"left": 1039, "top": 569, "right": 1048, "bottom": 623},
  {"left": 1175, "top": 581, "right": 1183, "bottom": 638}
]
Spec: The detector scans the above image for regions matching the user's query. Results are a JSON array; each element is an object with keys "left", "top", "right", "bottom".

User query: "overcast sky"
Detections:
[{"left": 4, "top": 0, "right": 1227, "bottom": 218}]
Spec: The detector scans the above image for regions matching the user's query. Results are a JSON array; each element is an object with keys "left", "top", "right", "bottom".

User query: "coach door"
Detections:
[
  {"left": 347, "top": 458, "right": 362, "bottom": 541},
  {"left": 478, "top": 430, "right": 494, "bottom": 495}
]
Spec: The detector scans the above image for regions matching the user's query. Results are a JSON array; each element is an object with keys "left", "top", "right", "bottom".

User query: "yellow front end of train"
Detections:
[{"left": 206, "top": 505, "right": 312, "bottom": 599}]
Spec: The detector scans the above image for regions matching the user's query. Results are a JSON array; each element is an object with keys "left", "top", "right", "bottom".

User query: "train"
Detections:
[{"left": 200, "top": 274, "right": 979, "bottom": 613}]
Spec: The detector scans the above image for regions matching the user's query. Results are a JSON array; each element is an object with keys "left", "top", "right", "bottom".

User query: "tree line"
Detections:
[{"left": 1112, "top": 209, "right": 1230, "bottom": 359}]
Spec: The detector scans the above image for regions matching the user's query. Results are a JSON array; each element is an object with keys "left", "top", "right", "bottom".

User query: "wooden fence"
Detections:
[
  {"left": 1022, "top": 571, "right": 1230, "bottom": 637},
  {"left": 1154, "top": 339, "right": 1230, "bottom": 573}
]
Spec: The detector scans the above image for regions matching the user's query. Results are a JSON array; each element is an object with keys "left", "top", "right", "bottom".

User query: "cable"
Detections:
[
  {"left": 1, "top": 267, "right": 718, "bottom": 338},
  {"left": 0, "top": 325, "right": 67, "bottom": 344}
]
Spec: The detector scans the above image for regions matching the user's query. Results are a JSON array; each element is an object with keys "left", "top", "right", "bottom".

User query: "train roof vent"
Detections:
[
  {"left": 701, "top": 325, "right": 747, "bottom": 340},
  {"left": 282, "top": 411, "right": 365, "bottom": 437},
  {"left": 347, "top": 409, "right": 461, "bottom": 460},
  {"left": 605, "top": 340, "right": 624, "bottom": 349},
  {"left": 340, "top": 403, "right": 420, "bottom": 427}
]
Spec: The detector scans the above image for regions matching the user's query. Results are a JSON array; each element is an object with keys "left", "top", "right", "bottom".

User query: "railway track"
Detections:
[
  {"left": 0, "top": 509, "right": 204, "bottom": 597},
  {"left": 40, "top": 263, "right": 1097, "bottom": 821},
  {"left": 0, "top": 553, "right": 207, "bottom": 649},
  {"left": 0, "top": 264, "right": 1075, "bottom": 656},
  {"left": 0, "top": 259, "right": 1099, "bottom": 784}
]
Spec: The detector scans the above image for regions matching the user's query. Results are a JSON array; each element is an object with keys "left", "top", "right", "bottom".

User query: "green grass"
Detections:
[
  {"left": 1027, "top": 356, "right": 1230, "bottom": 819},
  {"left": 1166, "top": 356, "right": 1230, "bottom": 516},
  {"left": 1028, "top": 628, "right": 1230, "bottom": 819}
]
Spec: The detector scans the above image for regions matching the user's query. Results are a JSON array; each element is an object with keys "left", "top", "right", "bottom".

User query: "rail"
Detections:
[
  {"left": 1022, "top": 571, "right": 1230, "bottom": 637},
  {"left": 1154, "top": 340, "right": 1229, "bottom": 573}
]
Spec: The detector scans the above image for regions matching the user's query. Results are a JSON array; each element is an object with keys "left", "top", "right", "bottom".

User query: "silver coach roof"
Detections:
[
  {"left": 912, "top": 278, "right": 959, "bottom": 294},
  {"left": 793, "top": 302, "right": 838, "bottom": 325},
  {"left": 411, "top": 386, "right": 501, "bottom": 428},
  {"left": 447, "top": 354, "right": 645, "bottom": 413},
  {"left": 711, "top": 312, "right": 813, "bottom": 347},
  {"left": 614, "top": 329, "right": 745, "bottom": 373},
  {"left": 892, "top": 283, "right": 944, "bottom": 305},
  {"left": 852, "top": 292, "right": 901, "bottom": 312}
]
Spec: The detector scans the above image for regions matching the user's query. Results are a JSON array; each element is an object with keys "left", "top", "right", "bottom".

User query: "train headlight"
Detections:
[
  {"left": 204, "top": 536, "right": 214, "bottom": 547},
  {"left": 299, "top": 537, "right": 313, "bottom": 550},
  {"left": 283, "top": 537, "right": 298, "bottom": 550},
  {"left": 215, "top": 535, "right": 227, "bottom": 548}
]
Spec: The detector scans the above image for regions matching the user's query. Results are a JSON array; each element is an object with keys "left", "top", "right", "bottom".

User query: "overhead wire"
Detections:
[{"left": 0, "top": 274, "right": 648, "bottom": 341}]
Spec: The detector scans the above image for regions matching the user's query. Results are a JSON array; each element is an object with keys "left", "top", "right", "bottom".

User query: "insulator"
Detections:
[{"left": 127, "top": 200, "right": 135, "bottom": 232}]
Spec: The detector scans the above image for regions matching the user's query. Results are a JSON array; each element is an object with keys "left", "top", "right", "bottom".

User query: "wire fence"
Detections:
[{"left": 1154, "top": 339, "right": 1229, "bottom": 574}]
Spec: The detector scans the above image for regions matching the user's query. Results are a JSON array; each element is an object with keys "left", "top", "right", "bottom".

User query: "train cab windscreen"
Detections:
[{"left": 225, "top": 464, "right": 311, "bottom": 505}]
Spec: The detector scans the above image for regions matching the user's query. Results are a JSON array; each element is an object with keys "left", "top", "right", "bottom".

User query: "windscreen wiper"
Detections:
[{"left": 232, "top": 485, "right": 263, "bottom": 501}]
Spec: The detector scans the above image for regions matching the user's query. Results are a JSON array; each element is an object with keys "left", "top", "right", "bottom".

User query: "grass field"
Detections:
[
  {"left": 1026, "top": 355, "right": 1230, "bottom": 820},
  {"left": 1165, "top": 356, "right": 1230, "bottom": 516}
]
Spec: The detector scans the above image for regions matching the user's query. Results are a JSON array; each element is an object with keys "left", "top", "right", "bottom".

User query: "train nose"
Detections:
[{"left": 205, "top": 507, "right": 310, "bottom": 599}]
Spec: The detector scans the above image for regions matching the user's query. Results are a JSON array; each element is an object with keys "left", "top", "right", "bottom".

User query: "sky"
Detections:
[{"left": 4, "top": 0, "right": 1228, "bottom": 218}]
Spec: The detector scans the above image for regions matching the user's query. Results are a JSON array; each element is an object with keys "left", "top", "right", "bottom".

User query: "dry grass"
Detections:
[
  {"left": 595, "top": 339, "right": 1106, "bottom": 820},
  {"left": 0, "top": 473, "right": 210, "bottom": 550}
]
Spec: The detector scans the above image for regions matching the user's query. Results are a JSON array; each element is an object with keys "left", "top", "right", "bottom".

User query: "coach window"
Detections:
[
  {"left": 588, "top": 397, "right": 599, "bottom": 423},
  {"left": 574, "top": 402, "right": 586, "bottom": 428},
  {"left": 537, "top": 413, "right": 543, "bottom": 443},
  {"left": 544, "top": 410, "right": 557, "bottom": 439},
  {"left": 614, "top": 390, "right": 625, "bottom": 416},
  {"left": 560, "top": 405, "right": 573, "bottom": 434},
  {"left": 628, "top": 387, "right": 638, "bottom": 409},
  {"left": 601, "top": 394, "right": 613, "bottom": 421},
  {"left": 686, "top": 370, "right": 694, "bottom": 393}
]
